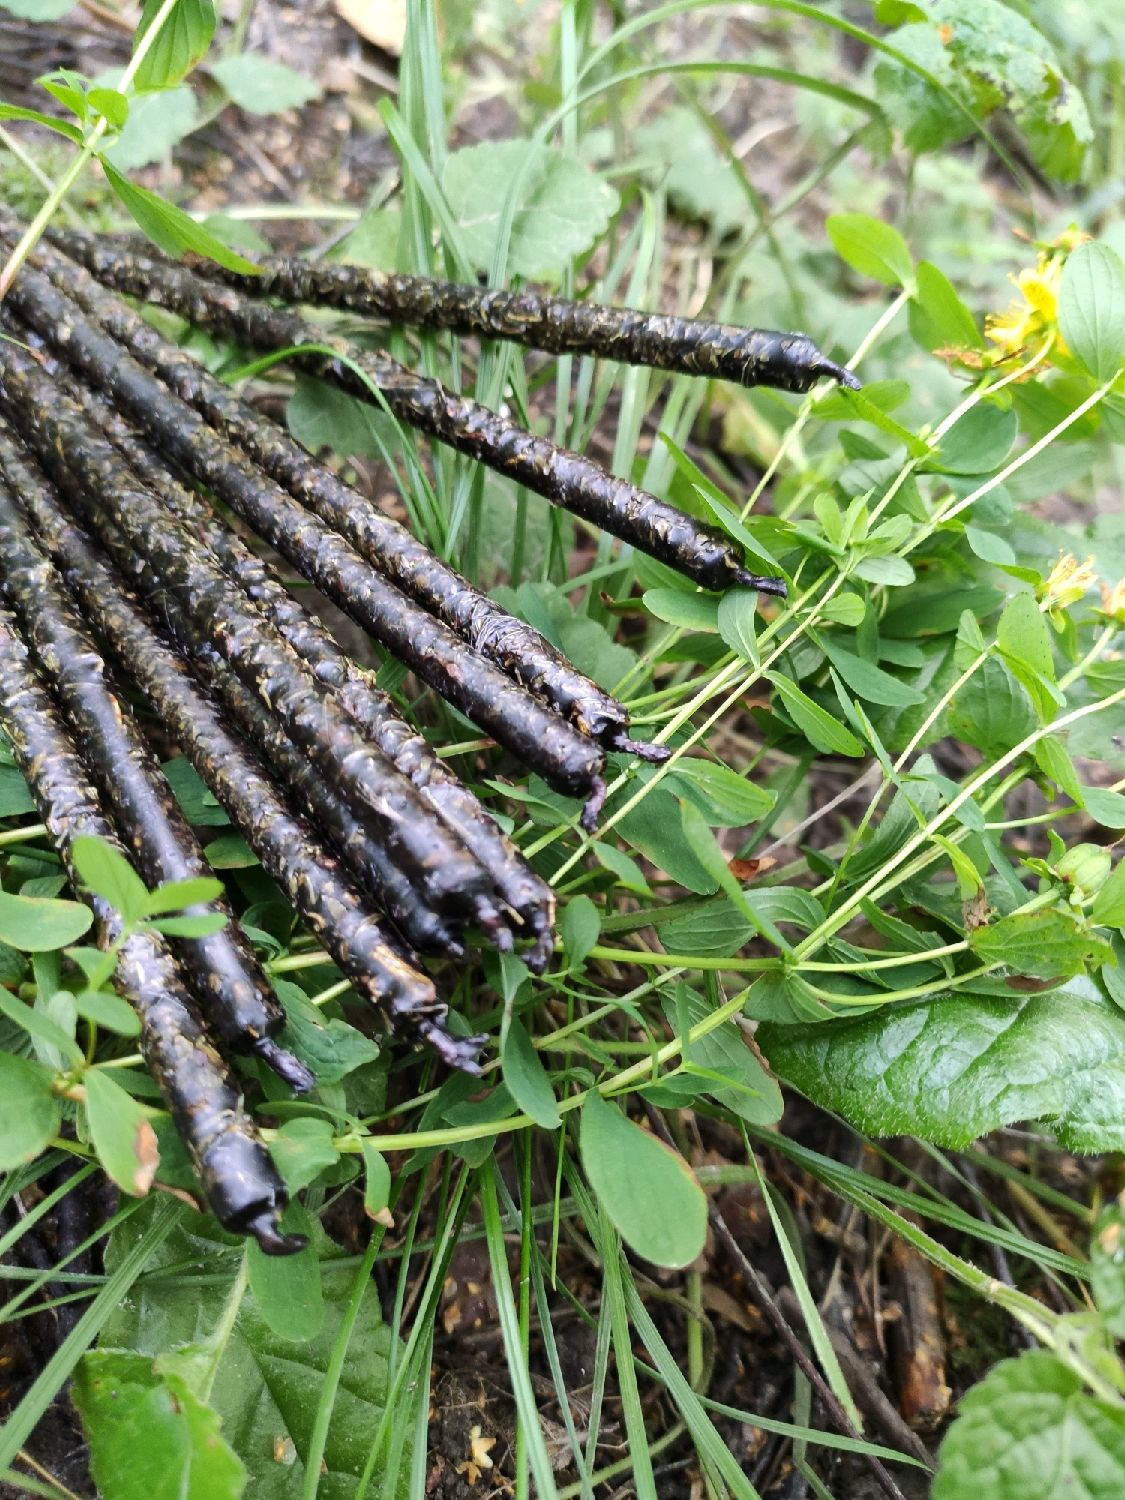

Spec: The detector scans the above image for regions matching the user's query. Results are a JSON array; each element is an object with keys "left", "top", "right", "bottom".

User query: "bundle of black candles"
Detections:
[{"left": 0, "top": 219, "right": 856, "bottom": 1250}]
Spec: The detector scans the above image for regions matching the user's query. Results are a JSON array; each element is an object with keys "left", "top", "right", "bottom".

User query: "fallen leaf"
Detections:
[
  {"left": 335, "top": 0, "right": 407, "bottom": 54},
  {"left": 728, "top": 855, "right": 775, "bottom": 882}
]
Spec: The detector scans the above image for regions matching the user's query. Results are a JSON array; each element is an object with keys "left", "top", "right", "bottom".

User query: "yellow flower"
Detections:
[
  {"left": 985, "top": 252, "right": 1068, "bottom": 359},
  {"left": 1099, "top": 578, "right": 1125, "bottom": 625},
  {"left": 1039, "top": 553, "right": 1098, "bottom": 612}
]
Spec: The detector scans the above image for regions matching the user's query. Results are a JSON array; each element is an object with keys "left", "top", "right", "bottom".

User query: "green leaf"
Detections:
[
  {"left": 1085, "top": 788, "right": 1125, "bottom": 831},
  {"left": 1093, "top": 860, "right": 1125, "bottom": 931},
  {"left": 933, "top": 1350, "right": 1125, "bottom": 1500},
  {"left": 100, "top": 160, "right": 259, "bottom": 275},
  {"left": 929, "top": 404, "right": 1018, "bottom": 475},
  {"left": 826, "top": 212, "right": 913, "bottom": 287},
  {"left": 132, "top": 0, "right": 216, "bottom": 91},
  {"left": 71, "top": 835, "right": 149, "bottom": 924},
  {"left": 1090, "top": 1199, "right": 1125, "bottom": 1339},
  {"left": 768, "top": 673, "right": 865, "bottom": 757},
  {"left": 968, "top": 908, "right": 1110, "bottom": 980},
  {"left": 592, "top": 841, "right": 652, "bottom": 897},
  {"left": 162, "top": 757, "right": 230, "bottom": 826},
  {"left": 820, "top": 593, "right": 868, "bottom": 627},
  {"left": 87, "top": 86, "right": 128, "bottom": 129},
  {"left": 668, "top": 988, "right": 783, "bottom": 1125},
  {"left": 762, "top": 980, "right": 1125, "bottom": 1151},
  {"left": 273, "top": 981, "right": 381, "bottom": 1086},
  {"left": 717, "top": 589, "right": 760, "bottom": 663},
  {"left": 851, "top": 553, "right": 916, "bottom": 586},
  {"left": 0, "top": 763, "right": 35, "bottom": 816},
  {"left": 146, "top": 912, "right": 227, "bottom": 938},
  {"left": 818, "top": 638, "right": 924, "bottom": 708},
  {"left": 98, "top": 1203, "right": 406, "bottom": 1495},
  {"left": 441, "top": 140, "right": 619, "bottom": 280},
  {"left": 248, "top": 1203, "right": 323, "bottom": 1343},
  {"left": 74, "top": 1348, "right": 244, "bottom": 1500},
  {"left": 0, "top": 102, "right": 83, "bottom": 143},
  {"left": 666, "top": 758, "right": 775, "bottom": 826},
  {"left": 0, "top": 1, "right": 75, "bottom": 17},
  {"left": 0, "top": 1052, "right": 61, "bottom": 1170},
  {"left": 1059, "top": 241, "right": 1125, "bottom": 383},
  {"left": 142, "top": 877, "right": 224, "bottom": 916},
  {"left": 616, "top": 787, "right": 718, "bottom": 895},
  {"left": 947, "top": 656, "right": 1037, "bottom": 759},
  {"left": 0, "top": 889, "right": 92, "bottom": 951},
  {"left": 104, "top": 85, "right": 198, "bottom": 171},
  {"left": 909, "top": 260, "right": 984, "bottom": 351},
  {"left": 642, "top": 587, "right": 720, "bottom": 632},
  {"left": 560, "top": 894, "right": 599, "bottom": 969},
  {"left": 269, "top": 1118, "right": 339, "bottom": 1193},
  {"left": 73, "top": 988, "right": 142, "bottom": 1037},
  {"left": 358, "top": 1139, "right": 390, "bottom": 1221},
  {"left": 580, "top": 1091, "right": 707, "bottom": 1268},
  {"left": 84, "top": 1068, "right": 159, "bottom": 1196},
  {"left": 210, "top": 54, "right": 320, "bottom": 115},
  {"left": 501, "top": 1017, "right": 561, "bottom": 1130}
]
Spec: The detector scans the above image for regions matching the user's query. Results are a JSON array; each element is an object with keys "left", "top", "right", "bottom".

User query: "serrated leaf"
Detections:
[
  {"left": 132, "top": 0, "right": 216, "bottom": 91},
  {"left": 580, "top": 1091, "right": 706, "bottom": 1268},
  {"left": 98, "top": 1203, "right": 407, "bottom": 1496},
  {"left": 0, "top": 889, "right": 92, "bottom": 951},
  {"left": 441, "top": 140, "right": 619, "bottom": 280},
  {"left": 211, "top": 54, "right": 320, "bottom": 116},
  {"left": 501, "top": 1017, "right": 561, "bottom": 1130},
  {"left": 968, "top": 907, "right": 1110, "bottom": 979},
  {"left": 768, "top": 673, "right": 865, "bottom": 757},
  {"left": 74, "top": 1349, "right": 245, "bottom": 1500},
  {"left": 100, "top": 160, "right": 259, "bottom": 275},
  {"left": 761, "top": 980, "right": 1125, "bottom": 1151},
  {"left": 273, "top": 981, "right": 381, "bottom": 1085},
  {"left": 933, "top": 1350, "right": 1125, "bottom": 1500},
  {"left": 1059, "top": 241, "right": 1125, "bottom": 383},
  {"left": 84, "top": 1068, "right": 159, "bottom": 1196},
  {"left": 0, "top": 1052, "right": 61, "bottom": 1169},
  {"left": 826, "top": 212, "right": 913, "bottom": 287}
]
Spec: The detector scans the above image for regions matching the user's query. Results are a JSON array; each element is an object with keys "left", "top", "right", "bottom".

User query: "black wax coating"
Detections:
[
  {"left": 0, "top": 459, "right": 482, "bottom": 1072},
  {"left": 0, "top": 261, "right": 609, "bottom": 823},
  {"left": 65, "top": 383, "right": 557, "bottom": 968},
  {"left": 0, "top": 610, "right": 300, "bottom": 1254},
  {"left": 198, "top": 254, "right": 862, "bottom": 394},
  {"left": 43, "top": 229, "right": 786, "bottom": 598},
  {"left": 0, "top": 333, "right": 508, "bottom": 939},
  {"left": 0, "top": 434, "right": 312, "bottom": 1093},
  {"left": 50, "top": 281, "right": 647, "bottom": 756}
]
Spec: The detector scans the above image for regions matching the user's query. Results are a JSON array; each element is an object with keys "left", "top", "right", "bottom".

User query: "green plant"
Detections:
[{"left": 1, "top": 1, "right": 1124, "bottom": 1496}]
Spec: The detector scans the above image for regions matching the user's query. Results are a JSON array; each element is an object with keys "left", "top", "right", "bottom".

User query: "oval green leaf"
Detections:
[
  {"left": 0, "top": 889, "right": 92, "bottom": 951},
  {"left": 580, "top": 1091, "right": 707, "bottom": 1268},
  {"left": 0, "top": 1052, "right": 61, "bottom": 1170}
]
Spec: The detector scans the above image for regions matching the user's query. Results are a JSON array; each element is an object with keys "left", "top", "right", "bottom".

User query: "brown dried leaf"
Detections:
[{"left": 334, "top": 0, "right": 407, "bottom": 55}]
